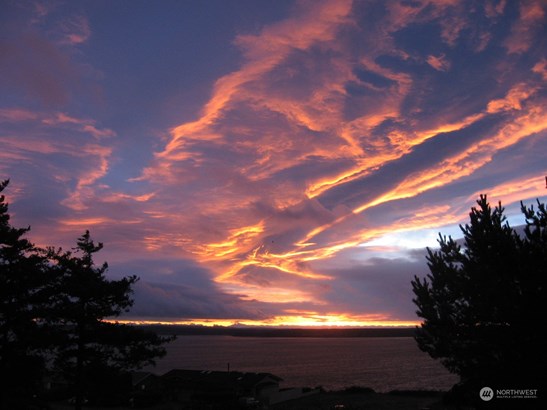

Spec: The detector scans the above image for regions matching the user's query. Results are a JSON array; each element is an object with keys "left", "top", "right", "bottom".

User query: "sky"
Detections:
[{"left": 1, "top": 0, "right": 546, "bottom": 327}]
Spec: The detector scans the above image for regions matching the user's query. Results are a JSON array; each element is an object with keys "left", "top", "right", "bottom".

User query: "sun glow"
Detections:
[{"left": 112, "top": 314, "right": 420, "bottom": 328}]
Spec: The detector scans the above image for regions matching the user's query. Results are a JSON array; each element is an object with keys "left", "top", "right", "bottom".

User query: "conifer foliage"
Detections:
[
  {"left": 48, "top": 231, "right": 169, "bottom": 409},
  {"left": 412, "top": 195, "right": 547, "bottom": 399},
  {"left": 0, "top": 180, "right": 171, "bottom": 409},
  {"left": 0, "top": 180, "right": 49, "bottom": 407}
]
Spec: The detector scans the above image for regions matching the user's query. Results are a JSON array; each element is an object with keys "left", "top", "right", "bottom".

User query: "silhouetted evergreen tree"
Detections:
[
  {"left": 412, "top": 195, "right": 547, "bottom": 404},
  {"left": 0, "top": 181, "right": 171, "bottom": 409},
  {"left": 47, "top": 231, "right": 171, "bottom": 410},
  {"left": 0, "top": 180, "right": 50, "bottom": 409}
]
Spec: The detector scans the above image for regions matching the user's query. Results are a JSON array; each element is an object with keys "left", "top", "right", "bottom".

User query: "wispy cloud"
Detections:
[
  {"left": 1, "top": 0, "right": 546, "bottom": 325},
  {"left": 0, "top": 108, "right": 115, "bottom": 219},
  {"left": 58, "top": 15, "right": 91, "bottom": 45},
  {"left": 426, "top": 54, "right": 451, "bottom": 71},
  {"left": 504, "top": 0, "right": 545, "bottom": 54},
  {"left": 125, "top": 0, "right": 547, "bottom": 323}
]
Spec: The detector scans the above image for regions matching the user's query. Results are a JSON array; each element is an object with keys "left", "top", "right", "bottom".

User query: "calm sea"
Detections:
[{"left": 145, "top": 336, "right": 458, "bottom": 392}]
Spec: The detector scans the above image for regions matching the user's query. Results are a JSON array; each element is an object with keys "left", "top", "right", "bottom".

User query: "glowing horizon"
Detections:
[{"left": 111, "top": 316, "right": 421, "bottom": 329}]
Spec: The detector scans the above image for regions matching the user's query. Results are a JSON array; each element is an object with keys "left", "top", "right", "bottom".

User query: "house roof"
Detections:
[
  {"left": 131, "top": 371, "right": 157, "bottom": 386},
  {"left": 162, "top": 369, "right": 282, "bottom": 390}
]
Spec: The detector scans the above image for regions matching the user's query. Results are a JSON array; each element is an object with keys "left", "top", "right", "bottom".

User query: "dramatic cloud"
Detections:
[{"left": 1, "top": 0, "right": 546, "bottom": 326}]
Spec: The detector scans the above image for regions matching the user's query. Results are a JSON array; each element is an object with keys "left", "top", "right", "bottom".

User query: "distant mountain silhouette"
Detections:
[{"left": 138, "top": 325, "right": 416, "bottom": 338}]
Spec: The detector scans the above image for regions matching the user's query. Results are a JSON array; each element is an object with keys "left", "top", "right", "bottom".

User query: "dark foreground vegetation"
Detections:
[
  {"left": 0, "top": 180, "right": 172, "bottom": 410},
  {"left": 412, "top": 195, "right": 546, "bottom": 408},
  {"left": 270, "top": 388, "right": 447, "bottom": 410},
  {"left": 44, "top": 388, "right": 449, "bottom": 410}
]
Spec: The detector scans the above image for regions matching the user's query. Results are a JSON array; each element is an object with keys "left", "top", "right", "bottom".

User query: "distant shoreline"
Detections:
[{"left": 137, "top": 324, "right": 417, "bottom": 338}]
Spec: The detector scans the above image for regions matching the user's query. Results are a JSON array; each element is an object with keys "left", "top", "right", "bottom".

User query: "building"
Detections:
[
  {"left": 162, "top": 369, "right": 281, "bottom": 404},
  {"left": 131, "top": 371, "right": 161, "bottom": 391},
  {"left": 161, "top": 369, "right": 320, "bottom": 406}
]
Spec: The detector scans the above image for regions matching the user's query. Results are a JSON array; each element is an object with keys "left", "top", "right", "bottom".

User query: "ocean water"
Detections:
[{"left": 145, "top": 336, "right": 459, "bottom": 392}]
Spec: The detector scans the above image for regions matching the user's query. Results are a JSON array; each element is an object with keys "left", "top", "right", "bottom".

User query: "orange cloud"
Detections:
[
  {"left": 532, "top": 59, "right": 547, "bottom": 81},
  {"left": 293, "top": 92, "right": 544, "bottom": 262},
  {"left": 5, "top": 0, "right": 546, "bottom": 327},
  {"left": 486, "top": 83, "right": 537, "bottom": 113},
  {"left": 468, "top": 175, "right": 547, "bottom": 206},
  {"left": 236, "top": 287, "right": 318, "bottom": 304},
  {"left": 196, "top": 222, "right": 266, "bottom": 259},
  {"left": 138, "top": 3, "right": 542, "bottom": 320},
  {"left": 307, "top": 111, "right": 485, "bottom": 200},
  {"left": 60, "top": 216, "right": 113, "bottom": 228},
  {"left": 155, "top": 0, "right": 353, "bottom": 166},
  {"left": 373, "top": 104, "right": 546, "bottom": 206},
  {"left": 135, "top": 0, "right": 546, "bottom": 309}
]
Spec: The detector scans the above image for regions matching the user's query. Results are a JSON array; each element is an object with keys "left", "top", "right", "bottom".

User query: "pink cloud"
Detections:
[
  {"left": 42, "top": 112, "right": 116, "bottom": 139},
  {"left": 532, "top": 59, "right": 547, "bottom": 81},
  {"left": 0, "top": 108, "right": 115, "bottom": 215},
  {"left": 504, "top": 0, "right": 545, "bottom": 54},
  {"left": 426, "top": 54, "right": 451, "bottom": 71},
  {"left": 58, "top": 15, "right": 91, "bottom": 45},
  {"left": 484, "top": 0, "right": 507, "bottom": 19},
  {"left": 0, "top": 108, "right": 40, "bottom": 122}
]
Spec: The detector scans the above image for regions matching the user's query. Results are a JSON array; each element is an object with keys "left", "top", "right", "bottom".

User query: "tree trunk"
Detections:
[{"left": 74, "top": 323, "right": 85, "bottom": 410}]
